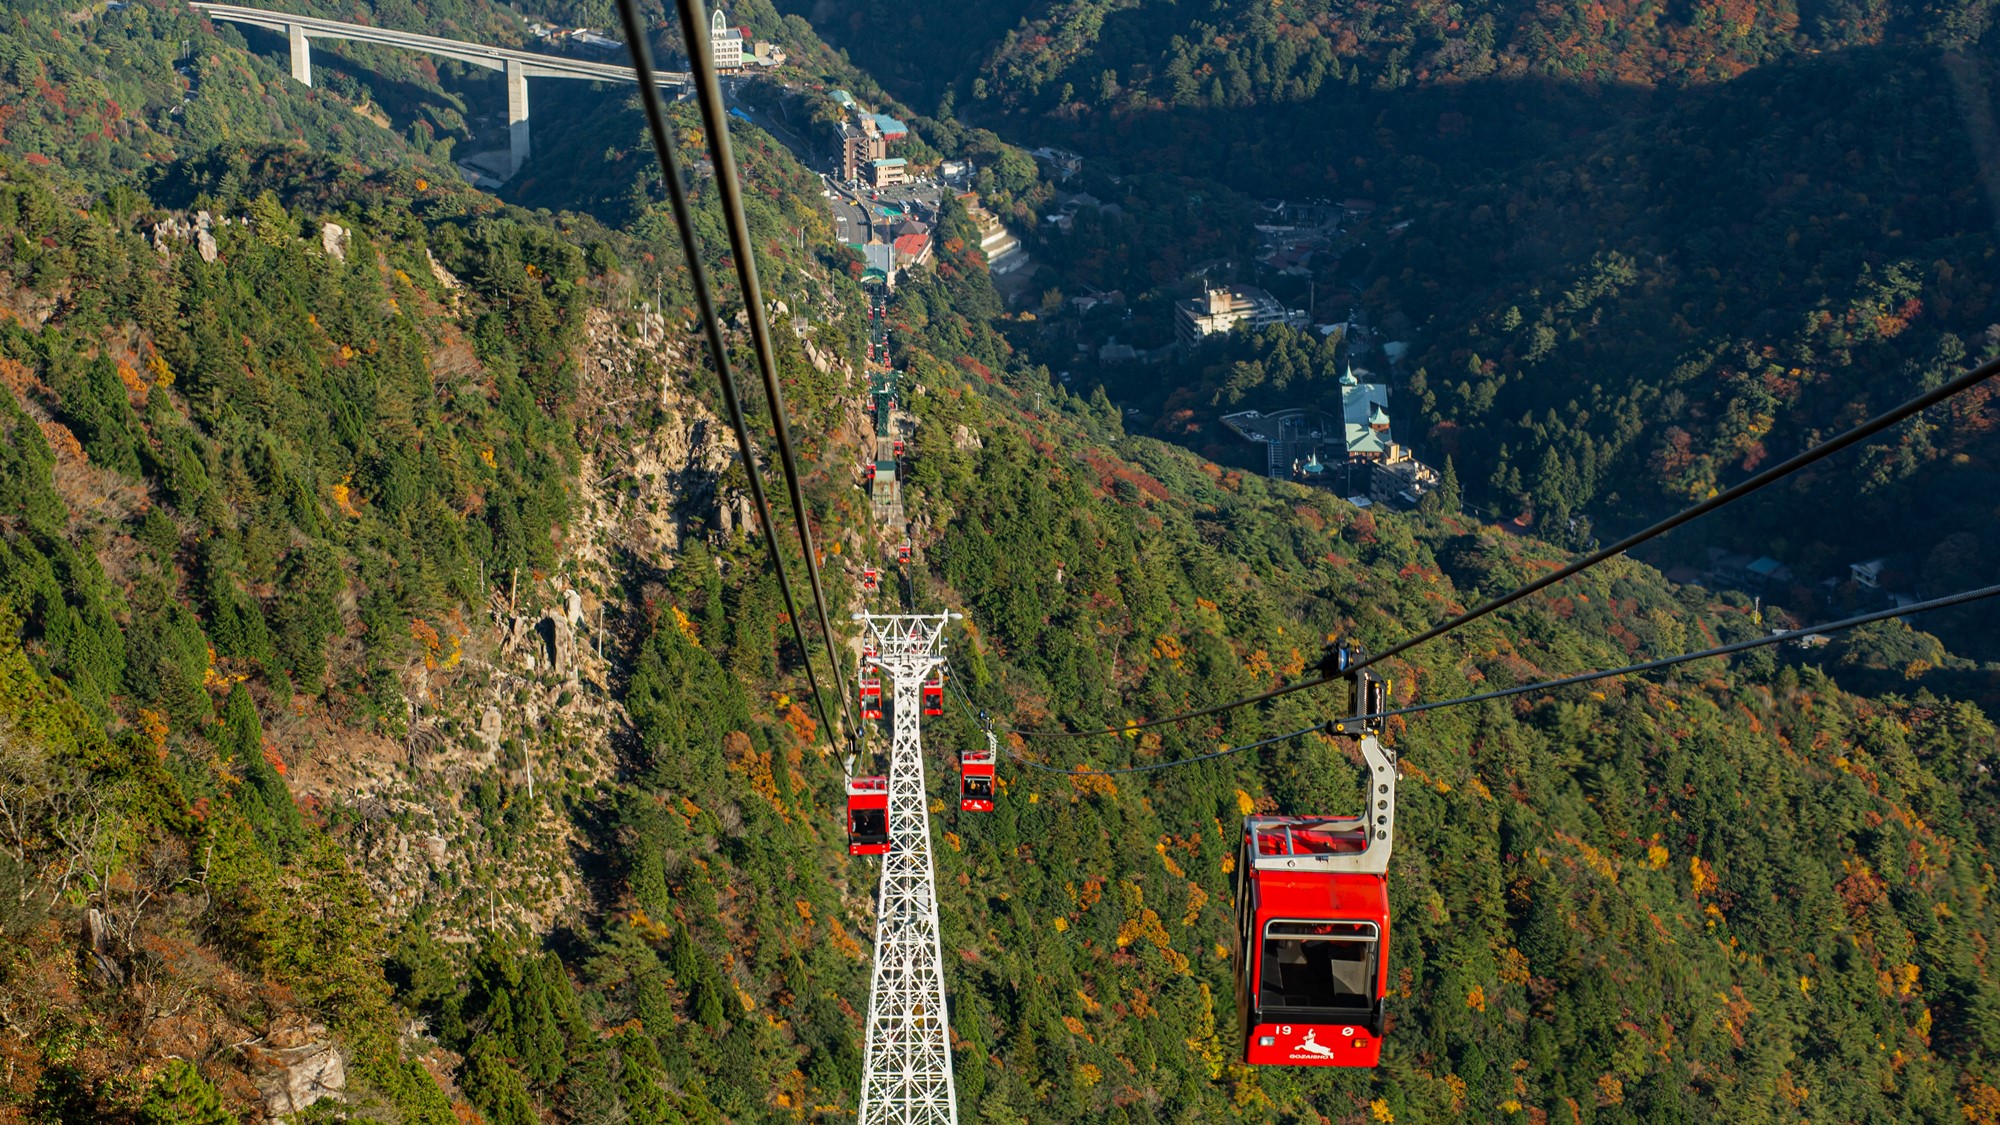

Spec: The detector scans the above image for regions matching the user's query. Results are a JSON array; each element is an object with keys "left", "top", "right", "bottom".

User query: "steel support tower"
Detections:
[{"left": 855, "top": 612, "right": 959, "bottom": 1125}]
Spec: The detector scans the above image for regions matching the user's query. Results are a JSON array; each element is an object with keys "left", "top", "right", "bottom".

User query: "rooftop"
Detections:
[
  {"left": 1219, "top": 408, "right": 1336, "bottom": 445},
  {"left": 863, "top": 112, "right": 909, "bottom": 136}
]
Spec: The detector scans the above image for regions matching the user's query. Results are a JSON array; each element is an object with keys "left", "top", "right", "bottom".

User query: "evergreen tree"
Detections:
[
  {"left": 459, "top": 1036, "right": 538, "bottom": 1125},
  {"left": 616, "top": 1026, "right": 685, "bottom": 1125},
  {"left": 217, "top": 683, "right": 303, "bottom": 860},
  {"left": 138, "top": 1061, "right": 237, "bottom": 1125},
  {"left": 1439, "top": 455, "right": 1462, "bottom": 513}
]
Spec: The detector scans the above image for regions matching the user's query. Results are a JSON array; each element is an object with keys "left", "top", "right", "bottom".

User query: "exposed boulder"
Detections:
[
  {"left": 246, "top": 1023, "right": 345, "bottom": 1117},
  {"left": 320, "top": 221, "right": 349, "bottom": 261}
]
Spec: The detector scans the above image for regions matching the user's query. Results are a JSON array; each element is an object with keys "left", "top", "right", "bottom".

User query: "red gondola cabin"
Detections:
[
  {"left": 862, "top": 568, "right": 879, "bottom": 592},
  {"left": 1233, "top": 731, "right": 1398, "bottom": 1068},
  {"left": 922, "top": 671, "right": 944, "bottom": 716},
  {"left": 859, "top": 667, "right": 883, "bottom": 721},
  {"left": 846, "top": 776, "right": 890, "bottom": 855},
  {"left": 897, "top": 541, "right": 912, "bottom": 564},
  {"left": 959, "top": 747, "right": 996, "bottom": 811}
]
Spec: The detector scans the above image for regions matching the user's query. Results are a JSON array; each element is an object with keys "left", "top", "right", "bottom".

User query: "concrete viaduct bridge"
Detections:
[{"left": 189, "top": 2, "right": 689, "bottom": 178}]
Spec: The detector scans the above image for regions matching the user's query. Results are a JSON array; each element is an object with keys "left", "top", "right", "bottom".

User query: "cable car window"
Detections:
[
  {"left": 1258, "top": 920, "right": 1377, "bottom": 1011},
  {"left": 963, "top": 776, "right": 993, "bottom": 798},
  {"left": 851, "top": 808, "right": 888, "bottom": 839}
]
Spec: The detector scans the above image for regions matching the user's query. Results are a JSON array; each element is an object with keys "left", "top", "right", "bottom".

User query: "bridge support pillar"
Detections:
[
  {"left": 505, "top": 59, "right": 530, "bottom": 178},
  {"left": 287, "top": 22, "right": 312, "bottom": 86}
]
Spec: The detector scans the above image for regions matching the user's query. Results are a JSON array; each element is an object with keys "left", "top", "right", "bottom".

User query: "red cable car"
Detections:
[
  {"left": 862, "top": 567, "right": 879, "bottom": 592},
  {"left": 846, "top": 776, "right": 890, "bottom": 855},
  {"left": 862, "top": 461, "right": 876, "bottom": 483},
  {"left": 958, "top": 746, "right": 995, "bottom": 812},
  {"left": 922, "top": 671, "right": 943, "bottom": 716},
  {"left": 1233, "top": 724, "right": 1397, "bottom": 1068},
  {"left": 897, "top": 541, "right": 912, "bottom": 564},
  {"left": 893, "top": 438, "right": 906, "bottom": 456},
  {"left": 859, "top": 667, "right": 883, "bottom": 721}
]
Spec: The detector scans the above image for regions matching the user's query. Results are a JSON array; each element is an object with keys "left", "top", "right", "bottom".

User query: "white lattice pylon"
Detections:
[{"left": 855, "top": 613, "right": 959, "bottom": 1125}]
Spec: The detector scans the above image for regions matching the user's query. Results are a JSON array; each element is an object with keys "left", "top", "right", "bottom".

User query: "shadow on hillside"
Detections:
[{"left": 227, "top": 23, "right": 481, "bottom": 153}]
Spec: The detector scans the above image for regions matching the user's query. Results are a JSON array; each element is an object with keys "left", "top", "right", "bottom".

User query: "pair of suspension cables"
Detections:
[
  {"left": 987, "top": 352, "right": 2000, "bottom": 774},
  {"left": 614, "top": 0, "right": 854, "bottom": 749}
]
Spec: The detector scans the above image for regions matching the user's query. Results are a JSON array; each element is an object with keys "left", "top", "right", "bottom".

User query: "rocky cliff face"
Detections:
[{"left": 272, "top": 296, "right": 775, "bottom": 942}]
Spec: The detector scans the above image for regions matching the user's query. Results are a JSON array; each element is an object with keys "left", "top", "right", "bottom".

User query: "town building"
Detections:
[
  {"left": 1338, "top": 364, "right": 1392, "bottom": 462},
  {"left": 1697, "top": 549, "right": 1796, "bottom": 596},
  {"left": 1220, "top": 409, "right": 1340, "bottom": 480},
  {"left": 1030, "top": 146, "right": 1083, "bottom": 179},
  {"left": 1851, "top": 557, "right": 1887, "bottom": 588},
  {"left": 860, "top": 241, "right": 896, "bottom": 288},
  {"left": 840, "top": 118, "right": 886, "bottom": 181},
  {"left": 1370, "top": 446, "right": 1440, "bottom": 507},
  {"left": 867, "top": 157, "right": 909, "bottom": 187},
  {"left": 709, "top": 6, "right": 744, "bottom": 69},
  {"left": 887, "top": 217, "right": 933, "bottom": 269},
  {"left": 893, "top": 232, "right": 932, "bottom": 268},
  {"left": 568, "top": 29, "right": 620, "bottom": 54},
  {"left": 1173, "top": 284, "right": 1308, "bottom": 348},
  {"left": 1219, "top": 362, "right": 1439, "bottom": 501},
  {"left": 964, "top": 200, "right": 1026, "bottom": 275}
]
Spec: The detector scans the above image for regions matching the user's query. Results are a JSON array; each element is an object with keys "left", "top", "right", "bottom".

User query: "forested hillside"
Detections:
[
  {"left": 788, "top": 0, "right": 2000, "bottom": 665},
  {"left": 791, "top": 0, "right": 1995, "bottom": 116},
  {"left": 3, "top": 0, "right": 2000, "bottom": 1123}
]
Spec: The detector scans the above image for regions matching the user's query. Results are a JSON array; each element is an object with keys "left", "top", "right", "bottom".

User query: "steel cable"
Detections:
[
  {"left": 667, "top": 0, "right": 858, "bottom": 741},
  {"left": 1008, "top": 354, "right": 2000, "bottom": 739},
  {"left": 1004, "top": 581, "right": 2000, "bottom": 776},
  {"left": 613, "top": 0, "right": 842, "bottom": 746}
]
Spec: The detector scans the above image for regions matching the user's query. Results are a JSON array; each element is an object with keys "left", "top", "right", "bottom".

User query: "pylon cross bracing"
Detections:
[{"left": 855, "top": 612, "right": 959, "bottom": 1125}]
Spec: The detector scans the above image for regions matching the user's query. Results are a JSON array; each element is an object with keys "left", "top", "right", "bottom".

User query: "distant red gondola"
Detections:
[
  {"left": 859, "top": 666, "right": 883, "bottom": 721},
  {"left": 897, "top": 541, "right": 912, "bottom": 564},
  {"left": 862, "top": 567, "right": 879, "bottom": 592},
  {"left": 846, "top": 776, "right": 890, "bottom": 855},
  {"left": 922, "top": 670, "right": 944, "bottom": 716},
  {"left": 958, "top": 746, "right": 995, "bottom": 812}
]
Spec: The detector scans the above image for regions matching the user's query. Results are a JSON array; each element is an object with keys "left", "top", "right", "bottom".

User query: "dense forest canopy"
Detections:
[{"left": 0, "top": 0, "right": 1997, "bottom": 1123}]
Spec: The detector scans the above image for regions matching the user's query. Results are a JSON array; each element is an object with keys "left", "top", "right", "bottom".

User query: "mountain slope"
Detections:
[{"left": 1, "top": 3, "right": 1999, "bottom": 1124}]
